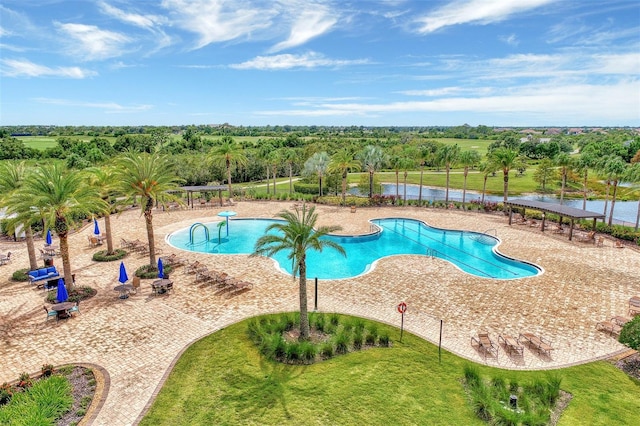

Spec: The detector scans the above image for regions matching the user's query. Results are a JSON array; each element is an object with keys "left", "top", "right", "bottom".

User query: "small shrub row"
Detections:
[
  {"left": 247, "top": 313, "right": 391, "bottom": 364},
  {"left": 45, "top": 286, "right": 96, "bottom": 304},
  {"left": 135, "top": 264, "right": 174, "bottom": 279},
  {"left": 92, "top": 249, "right": 127, "bottom": 262}
]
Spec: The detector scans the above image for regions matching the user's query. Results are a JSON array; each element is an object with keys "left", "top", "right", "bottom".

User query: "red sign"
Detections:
[{"left": 397, "top": 302, "right": 407, "bottom": 314}]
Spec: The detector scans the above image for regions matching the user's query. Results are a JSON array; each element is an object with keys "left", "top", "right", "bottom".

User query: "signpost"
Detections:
[{"left": 397, "top": 302, "right": 407, "bottom": 342}]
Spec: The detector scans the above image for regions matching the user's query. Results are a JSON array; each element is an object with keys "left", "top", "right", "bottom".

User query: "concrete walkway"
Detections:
[{"left": 1, "top": 201, "right": 638, "bottom": 425}]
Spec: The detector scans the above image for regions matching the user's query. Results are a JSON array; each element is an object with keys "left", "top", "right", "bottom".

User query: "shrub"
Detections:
[
  {"left": 334, "top": 332, "right": 350, "bottom": 354},
  {"left": 0, "top": 383, "right": 13, "bottom": 405},
  {"left": 285, "top": 342, "right": 302, "bottom": 362},
  {"left": 329, "top": 313, "right": 340, "bottom": 326},
  {"left": 300, "top": 341, "right": 317, "bottom": 363},
  {"left": 463, "top": 364, "right": 481, "bottom": 389},
  {"left": 320, "top": 342, "right": 334, "bottom": 358},
  {"left": 41, "top": 364, "right": 55, "bottom": 378},
  {"left": 46, "top": 286, "right": 95, "bottom": 304},
  {"left": 92, "top": 249, "right": 127, "bottom": 262},
  {"left": 135, "top": 264, "right": 173, "bottom": 279},
  {"left": 352, "top": 330, "right": 363, "bottom": 349},
  {"left": 17, "top": 372, "right": 32, "bottom": 389},
  {"left": 619, "top": 316, "right": 640, "bottom": 350},
  {"left": 11, "top": 269, "right": 29, "bottom": 282},
  {"left": 378, "top": 333, "right": 390, "bottom": 347}
]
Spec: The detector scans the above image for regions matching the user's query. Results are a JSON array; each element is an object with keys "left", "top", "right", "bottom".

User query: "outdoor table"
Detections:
[
  {"left": 51, "top": 302, "right": 75, "bottom": 320},
  {"left": 43, "top": 246, "right": 58, "bottom": 256},
  {"left": 113, "top": 284, "right": 134, "bottom": 299},
  {"left": 152, "top": 279, "right": 173, "bottom": 295}
]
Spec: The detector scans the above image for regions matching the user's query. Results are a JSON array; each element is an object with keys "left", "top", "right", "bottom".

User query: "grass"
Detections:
[
  {"left": 140, "top": 315, "right": 640, "bottom": 426},
  {"left": 0, "top": 375, "right": 73, "bottom": 425}
]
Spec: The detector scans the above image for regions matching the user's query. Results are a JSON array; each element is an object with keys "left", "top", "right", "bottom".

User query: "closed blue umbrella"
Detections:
[
  {"left": 56, "top": 278, "right": 68, "bottom": 303},
  {"left": 46, "top": 229, "right": 52, "bottom": 246},
  {"left": 93, "top": 218, "right": 100, "bottom": 236},
  {"left": 157, "top": 257, "right": 164, "bottom": 279},
  {"left": 118, "top": 261, "right": 128, "bottom": 284}
]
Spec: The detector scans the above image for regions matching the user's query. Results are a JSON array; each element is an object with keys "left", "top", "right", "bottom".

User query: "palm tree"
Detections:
[
  {"left": 268, "top": 150, "right": 280, "bottom": 196},
  {"left": 252, "top": 204, "right": 345, "bottom": 340},
  {"left": 575, "top": 148, "right": 597, "bottom": 210},
  {"left": 116, "top": 152, "right": 183, "bottom": 268},
  {"left": 18, "top": 164, "right": 108, "bottom": 291},
  {"left": 489, "top": 147, "right": 520, "bottom": 202},
  {"left": 458, "top": 150, "right": 481, "bottom": 207},
  {"left": 597, "top": 155, "right": 628, "bottom": 226},
  {"left": 624, "top": 162, "right": 640, "bottom": 230},
  {"left": 208, "top": 136, "right": 248, "bottom": 199},
  {"left": 398, "top": 156, "right": 416, "bottom": 205},
  {"left": 554, "top": 153, "right": 572, "bottom": 205},
  {"left": 0, "top": 161, "right": 40, "bottom": 271},
  {"left": 478, "top": 161, "right": 498, "bottom": 204},
  {"left": 436, "top": 144, "right": 460, "bottom": 203},
  {"left": 281, "top": 148, "right": 299, "bottom": 194},
  {"left": 304, "top": 152, "right": 330, "bottom": 196},
  {"left": 358, "top": 145, "right": 386, "bottom": 198},
  {"left": 87, "top": 165, "right": 125, "bottom": 255},
  {"left": 328, "top": 149, "right": 361, "bottom": 205}
]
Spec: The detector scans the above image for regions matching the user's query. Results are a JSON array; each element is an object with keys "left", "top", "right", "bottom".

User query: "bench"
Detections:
[
  {"left": 518, "top": 333, "right": 554, "bottom": 357},
  {"left": 28, "top": 267, "right": 60, "bottom": 285}
]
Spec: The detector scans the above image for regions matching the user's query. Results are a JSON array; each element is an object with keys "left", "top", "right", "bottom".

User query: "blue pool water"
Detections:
[{"left": 166, "top": 218, "right": 541, "bottom": 280}]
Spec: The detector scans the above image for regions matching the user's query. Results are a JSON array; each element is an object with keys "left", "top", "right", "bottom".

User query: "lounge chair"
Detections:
[
  {"left": 228, "top": 280, "right": 253, "bottom": 296},
  {"left": 629, "top": 297, "right": 640, "bottom": 317},
  {"left": 614, "top": 240, "right": 625, "bottom": 249},
  {"left": 184, "top": 261, "right": 202, "bottom": 275},
  {"left": 578, "top": 230, "right": 596, "bottom": 243},
  {"left": 552, "top": 225, "right": 564, "bottom": 234},
  {"left": 596, "top": 236, "right": 604, "bottom": 247},
  {"left": 498, "top": 334, "right": 524, "bottom": 357},
  {"left": 596, "top": 320, "right": 622, "bottom": 336},
  {"left": 471, "top": 332, "right": 498, "bottom": 360},
  {"left": 518, "top": 333, "right": 553, "bottom": 357},
  {"left": 162, "top": 253, "right": 187, "bottom": 267}
]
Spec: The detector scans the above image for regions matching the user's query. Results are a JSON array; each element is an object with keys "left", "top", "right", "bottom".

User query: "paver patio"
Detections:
[{"left": 1, "top": 201, "right": 638, "bottom": 425}]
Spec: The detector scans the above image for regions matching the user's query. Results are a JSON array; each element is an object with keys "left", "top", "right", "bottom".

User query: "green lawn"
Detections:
[{"left": 140, "top": 315, "right": 640, "bottom": 426}]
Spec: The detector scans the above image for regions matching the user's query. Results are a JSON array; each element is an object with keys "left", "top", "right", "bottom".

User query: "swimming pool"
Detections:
[{"left": 166, "top": 218, "right": 541, "bottom": 280}]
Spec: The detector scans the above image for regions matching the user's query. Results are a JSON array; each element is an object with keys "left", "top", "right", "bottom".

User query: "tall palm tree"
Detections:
[
  {"left": 252, "top": 204, "right": 345, "bottom": 340},
  {"left": 478, "top": 161, "right": 497, "bottom": 204},
  {"left": 17, "top": 164, "right": 108, "bottom": 291},
  {"left": 624, "top": 162, "right": 640, "bottom": 230},
  {"left": 436, "top": 144, "right": 460, "bottom": 203},
  {"left": 304, "top": 152, "right": 330, "bottom": 196},
  {"left": 597, "top": 155, "right": 628, "bottom": 226},
  {"left": 268, "top": 150, "right": 280, "bottom": 196},
  {"left": 358, "top": 145, "right": 386, "bottom": 198},
  {"left": 574, "top": 149, "right": 596, "bottom": 210},
  {"left": 87, "top": 165, "right": 125, "bottom": 255},
  {"left": 280, "top": 148, "right": 299, "bottom": 194},
  {"left": 458, "top": 150, "right": 481, "bottom": 207},
  {"left": 554, "top": 153, "right": 572, "bottom": 205},
  {"left": 116, "top": 152, "right": 183, "bottom": 267},
  {"left": 0, "top": 161, "right": 40, "bottom": 271},
  {"left": 489, "top": 147, "right": 520, "bottom": 202},
  {"left": 208, "top": 136, "right": 248, "bottom": 199},
  {"left": 328, "top": 149, "right": 361, "bottom": 205}
]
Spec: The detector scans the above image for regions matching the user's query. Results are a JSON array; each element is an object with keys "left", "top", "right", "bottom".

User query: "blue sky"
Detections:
[{"left": 1, "top": 0, "right": 639, "bottom": 127}]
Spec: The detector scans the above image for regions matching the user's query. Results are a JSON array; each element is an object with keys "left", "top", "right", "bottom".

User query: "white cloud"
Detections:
[
  {"left": 230, "top": 52, "right": 369, "bottom": 70},
  {"left": 414, "top": 0, "right": 555, "bottom": 33},
  {"left": 98, "top": 1, "right": 167, "bottom": 29},
  {"left": 56, "top": 22, "right": 130, "bottom": 61},
  {"left": 161, "top": 0, "right": 275, "bottom": 49},
  {"left": 270, "top": 7, "right": 337, "bottom": 52},
  {"left": 499, "top": 33, "right": 519, "bottom": 46},
  {"left": 0, "top": 59, "right": 96, "bottom": 78},
  {"left": 33, "top": 97, "right": 152, "bottom": 113}
]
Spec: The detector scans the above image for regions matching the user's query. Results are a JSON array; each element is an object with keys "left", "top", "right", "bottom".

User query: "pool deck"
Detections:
[{"left": 1, "top": 201, "right": 638, "bottom": 425}]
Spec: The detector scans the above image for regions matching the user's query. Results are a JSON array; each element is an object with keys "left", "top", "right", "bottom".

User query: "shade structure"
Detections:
[
  {"left": 56, "top": 278, "right": 68, "bottom": 302},
  {"left": 157, "top": 257, "right": 164, "bottom": 279},
  {"left": 93, "top": 218, "right": 100, "bottom": 236},
  {"left": 46, "top": 229, "right": 52, "bottom": 245},
  {"left": 118, "top": 261, "right": 129, "bottom": 284},
  {"left": 217, "top": 211, "right": 237, "bottom": 236}
]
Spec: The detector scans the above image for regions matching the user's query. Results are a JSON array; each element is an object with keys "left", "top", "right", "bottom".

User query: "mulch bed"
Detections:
[{"left": 615, "top": 352, "right": 640, "bottom": 381}]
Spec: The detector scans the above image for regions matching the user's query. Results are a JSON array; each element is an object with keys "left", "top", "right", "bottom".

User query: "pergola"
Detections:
[
  {"left": 177, "top": 185, "right": 227, "bottom": 209},
  {"left": 504, "top": 199, "right": 606, "bottom": 241}
]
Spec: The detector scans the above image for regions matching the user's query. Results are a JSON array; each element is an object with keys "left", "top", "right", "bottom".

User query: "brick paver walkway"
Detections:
[{"left": 1, "top": 202, "right": 638, "bottom": 425}]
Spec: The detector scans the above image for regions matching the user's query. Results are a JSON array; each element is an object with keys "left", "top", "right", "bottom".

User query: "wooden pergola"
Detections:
[{"left": 504, "top": 199, "right": 606, "bottom": 241}]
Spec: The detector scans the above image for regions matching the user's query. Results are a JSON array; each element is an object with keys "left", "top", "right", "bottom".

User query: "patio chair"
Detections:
[
  {"left": 596, "top": 236, "right": 604, "bottom": 247},
  {"left": 471, "top": 332, "right": 498, "bottom": 360},
  {"left": 518, "top": 333, "right": 553, "bottom": 357},
  {"left": 578, "top": 230, "right": 596, "bottom": 243},
  {"left": 44, "top": 306, "right": 57, "bottom": 321},
  {"left": 614, "top": 240, "right": 625, "bottom": 249},
  {"left": 498, "top": 334, "right": 524, "bottom": 357},
  {"left": 67, "top": 301, "right": 80, "bottom": 317},
  {"left": 131, "top": 276, "right": 141, "bottom": 294},
  {"left": 0, "top": 252, "right": 11, "bottom": 265},
  {"left": 629, "top": 297, "right": 640, "bottom": 317}
]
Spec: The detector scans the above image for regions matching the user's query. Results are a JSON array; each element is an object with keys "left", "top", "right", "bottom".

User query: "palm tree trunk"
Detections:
[
  {"left": 503, "top": 170, "right": 509, "bottom": 202},
  {"left": 369, "top": 171, "right": 374, "bottom": 198},
  {"left": 266, "top": 167, "right": 270, "bottom": 195},
  {"left": 418, "top": 164, "right": 424, "bottom": 205},
  {"left": 289, "top": 164, "right": 293, "bottom": 194},
  {"left": 560, "top": 169, "right": 566, "bottom": 205},
  {"left": 227, "top": 159, "right": 233, "bottom": 199},
  {"left": 582, "top": 170, "right": 588, "bottom": 210},
  {"left": 341, "top": 171, "right": 347, "bottom": 206},
  {"left": 272, "top": 166, "right": 277, "bottom": 195},
  {"left": 608, "top": 181, "right": 618, "bottom": 226},
  {"left": 105, "top": 213, "right": 114, "bottom": 255},
  {"left": 482, "top": 175, "right": 488, "bottom": 204},
  {"left": 59, "top": 233, "right": 74, "bottom": 292},
  {"left": 25, "top": 226, "right": 38, "bottom": 271},
  {"left": 603, "top": 180, "right": 610, "bottom": 216},
  {"left": 395, "top": 171, "right": 399, "bottom": 199},
  {"left": 403, "top": 171, "right": 408, "bottom": 206},
  {"left": 319, "top": 176, "right": 323, "bottom": 197},
  {"left": 144, "top": 198, "right": 156, "bottom": 266},
  {"left": 635, "top": 197, "right": 639, "bottom": 231},
  {"left": 298, "top": 257, "right": 310, "bottom": 341},
  {"left": 445, "top": 165, "right": 450, "bottom": 203},
  {"left": 462, "top": 168, "right": 468, "bottom": 207}
]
